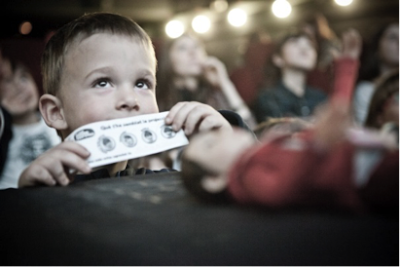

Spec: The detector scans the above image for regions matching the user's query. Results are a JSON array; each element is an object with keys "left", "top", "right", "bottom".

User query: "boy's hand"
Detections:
[
  {"left": 165, "top": 101, "right": 232, "bottom": 136},
  {"left": 18, "top": 141, "right": 91, "bottom": 188}
]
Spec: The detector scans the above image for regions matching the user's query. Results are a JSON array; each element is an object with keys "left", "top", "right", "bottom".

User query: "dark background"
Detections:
[{"left": 0, "top": 0, "right": 398, "bottom": 92}]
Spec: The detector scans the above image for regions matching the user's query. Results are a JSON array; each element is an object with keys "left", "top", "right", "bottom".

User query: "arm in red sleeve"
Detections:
[{"left": 331, "top": 58, "right": 359, "bottom": 104}]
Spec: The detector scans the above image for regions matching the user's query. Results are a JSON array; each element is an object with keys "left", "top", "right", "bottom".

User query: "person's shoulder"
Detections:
[
  {"left": 218, "top": 110, "right": 255, "bottom": 136},
  {"left": 254, "top": 84, "right": 281, "bottom": 103},
  {"left": 258, "top": 83, "right": 280, "bottom": 94},
  {"left": 307, "top": 86, "right": 328, "bottom": 99}
]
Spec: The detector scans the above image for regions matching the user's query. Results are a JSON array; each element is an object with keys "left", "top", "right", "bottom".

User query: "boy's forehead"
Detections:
[
  {"left": 67, "top": 33, "right": 156, "bottom": 64},
  {"left": 62, "top": 33, "right": 156, "bottom": 76}
]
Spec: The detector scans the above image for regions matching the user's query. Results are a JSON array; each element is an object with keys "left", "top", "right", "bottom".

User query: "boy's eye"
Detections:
[
  {"left": 135, "top": 79, "right": 151, "bottom": 90},
  {"left": 93, "top": 78, "right": 112, "bottom": 88}
]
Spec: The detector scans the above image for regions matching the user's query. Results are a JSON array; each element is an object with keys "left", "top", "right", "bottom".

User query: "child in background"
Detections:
[
  {"left": 0, "top": 59, "right": 60, "bottom": 189},
  {"left": 156, "top": 34, "right": 255, "bottom": 128},
  {"left": 252, "top": 30, "right": 327, "bottom": 122},
  {"left": 180, "top": 101, "right": 398, "bottom": 213},
  {"left": 180, "top": 28, "right": 398, "bottom": 213},
  {"left": 252, "top": 28, "right": 361, "bottom": 123},
  {"left": 0, "top": 51, "right": 14, "bottom": 177},
  {"left": 364, "top": 70, "right": 399, "bottom": 143},
  {"left": 18, "top": 12, "right": 234, "bottom": 188},
  {"left": 353, "top": 22, "right": 399, "bottom": 124}
]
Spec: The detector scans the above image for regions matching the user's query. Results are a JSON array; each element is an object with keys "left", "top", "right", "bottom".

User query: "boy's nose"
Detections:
[{"left": 116, "top": 88, "right": 140, "bottom": 111}]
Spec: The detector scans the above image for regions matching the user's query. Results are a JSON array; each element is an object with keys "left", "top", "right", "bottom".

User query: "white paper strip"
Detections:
[{"left": 65, "top": 112, "right": 189, "bottom": 168}]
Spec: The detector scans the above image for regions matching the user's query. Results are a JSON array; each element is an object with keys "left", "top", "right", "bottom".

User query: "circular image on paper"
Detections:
[
  {"left": 120, "top": 132, "right": 137, "bottom": 147},
  {"left": 98, "top": 135, "right": 116, "bottom": 153},
  {"left": 142, "top": 128, "right": 157, "bottom": 144},
  {"left": 161, "top": 125, "right": 176, "bottom": 139}
]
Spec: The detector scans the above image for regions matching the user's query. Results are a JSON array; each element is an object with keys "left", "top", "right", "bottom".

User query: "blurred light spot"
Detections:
[
  {"left": 19, "top": 21, "right": 32, "bottom": 35},
  {"left": 192, "top": 15, "right": 211, "bottom": 34},
  {"left": 211, "top": 0, "right": 228, "bottom": 13},
  {"left": 227, "top": 8, "right": 247, "bottom": 27},
  {"left": 272, "top": 0, "right": 292, "bottom": 18},
  {"left": 165, "top": 20, "right": 185, "bottom": 39},
  {"left": 334, "top": 0, "right": 353, "bottom": 6}
]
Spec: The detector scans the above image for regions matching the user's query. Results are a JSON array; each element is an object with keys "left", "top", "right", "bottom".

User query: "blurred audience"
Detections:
[
  {"left": 252, "top": 30, "right": 328, "bottom": 123},
  {"left": 0, "top": 51, "right": 13, "bottom": 177},
  {"left": 252, "top": 26, "right": 362, "bottom": 124},
  {"left": 181, "top": 100, "right": 398, "bottom": 213},
  {"left": 364, "top": 69, "right": 399, "bottom": 144},
  {"left": 302, "top": 13, "right": 342, "bottom": 95},
  {"left": 230, "top": 30, "right": 273, "bottom": 106},
  {"left": 0, "top": 58, "right": 60, "bottom": 189},
  {"left": 156, "top": 34, "right": 255, "bottom": 128},
  {"left": 353, "top": 22, "right": 399, "bottom": 124}
]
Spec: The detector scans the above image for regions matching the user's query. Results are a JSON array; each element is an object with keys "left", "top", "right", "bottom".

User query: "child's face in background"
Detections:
[
  {"left": 56, "top": 33, "right": 158, "bottom": 137},
  {"left": 185, "top": 128, "right": 255, "bottom": 176},
  {"left": 169, "top": 35, "right": 207, "bottom": 77},
  {"left": 0, "top": 65, "right": 39, "bottom": 117},
  {"left": 279, "top": 36, "right": 317, "bottom": 71},
  {"left": 379, "top": 24, "right": 399, "bottom": 67}
]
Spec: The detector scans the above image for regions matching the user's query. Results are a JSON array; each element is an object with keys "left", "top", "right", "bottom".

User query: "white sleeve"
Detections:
[{"left": 352, "top": 81, "right": 375, "bottom": 125}]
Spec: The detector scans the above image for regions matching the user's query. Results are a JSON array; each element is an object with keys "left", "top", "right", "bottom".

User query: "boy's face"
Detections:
[
  {"left": 278, "top": 36, "right": 316, "bottom": 71},
  {"left": 0, "top": 65, "right": 39, "bottom": 117},
  {"left": 55, "top": 33, "right": 158, "bottom": 137},
  {"left": 185, "top": 128, "right": 255, "bottom": 176}
]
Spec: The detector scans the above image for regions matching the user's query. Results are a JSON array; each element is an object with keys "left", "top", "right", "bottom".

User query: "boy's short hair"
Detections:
[
  {"left": 273, "top": 30, "right": 317, "bottom": 56},
  {"left": 263, "top": 30, "right": 317, "bottom": 87},
  {"left": 42, "top": 12, "right": 156, "bottom": 96}
]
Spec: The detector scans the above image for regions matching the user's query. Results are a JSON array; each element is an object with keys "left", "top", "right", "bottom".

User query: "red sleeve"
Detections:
[
  {"left": 227, "top": 134, "right": 362, "bottom": 211},
  {"left": 331, "top": 58, "right": 359, "bottom": 104},
  {"left": 228, "top": 137, "right": 319, "bottom": 208}
]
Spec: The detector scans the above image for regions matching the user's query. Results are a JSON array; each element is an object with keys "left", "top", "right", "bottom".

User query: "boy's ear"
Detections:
[
  {"left": 39, "top": 94, "right": 68, "bottom": 130},
  {"left": 272, "top": 54, "right": 285, "bottom": 68},
  {"left": 201, "top": 174, "right": 228, "bottom": 193}
]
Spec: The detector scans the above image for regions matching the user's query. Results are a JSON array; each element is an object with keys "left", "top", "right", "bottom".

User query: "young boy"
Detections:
[
  {"left": 18, "top": 12, "right": 233, "bottom": 187},
  {"left": 181, "top": 102, "right": 398, "bottom": 213}
]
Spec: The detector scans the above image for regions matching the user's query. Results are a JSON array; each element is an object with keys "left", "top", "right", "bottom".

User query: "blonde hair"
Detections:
[{"left": 41, "top": 12, "right": 156, "bottom": 96}]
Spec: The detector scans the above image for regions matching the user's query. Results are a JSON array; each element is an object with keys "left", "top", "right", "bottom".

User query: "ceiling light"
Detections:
[
  {"left": 334, "top": 0, "right": 353, "bottom": 6},
  {"left": 211, "top": 0, "right": 228, "bottom": 13},
  {"left": 165, "top": 20, "right": 185, "bottom": 39},
  {"left": 192, "top": 15, "right": 211, "bottom": 34},
  {"left": 227, "top": 8, "right": 247, "bottom": 27},
  {"left": 19, "top": 21, "right": 32, "bottom": 35},
  {"left": 271, "top": 0, "right": 292, "bottom": 19}
]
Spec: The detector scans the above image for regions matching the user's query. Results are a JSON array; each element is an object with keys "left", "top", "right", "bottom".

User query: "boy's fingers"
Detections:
[
  {"left": 38, "top": 149, "right": 91, "bottom": 186},
  {"left": 60, "top": 141, "right": 91, "bottom": 158},
  {"left": 58, "top": 151, "right": 92, "bottom": 174},
  {"left": 19, "top": 165, "right": 56, "bottom": 187},
  {"left": 35, "top": 169, "right": 57, "bottom": 186},
  {"left": 165, "top": 102, "right": 186, "bottom": 124},
  {"left": 198, "top": 115, "right": 225, "bottom": 133},
  {"left": 45, "top": 159, "right": 71, "bottom": 186},
  {"left": 169, "top": 102, "right": 200, "bottom": 131},
  {"left": 184, "top": 106, "right": 214, "bottom": 135}
]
